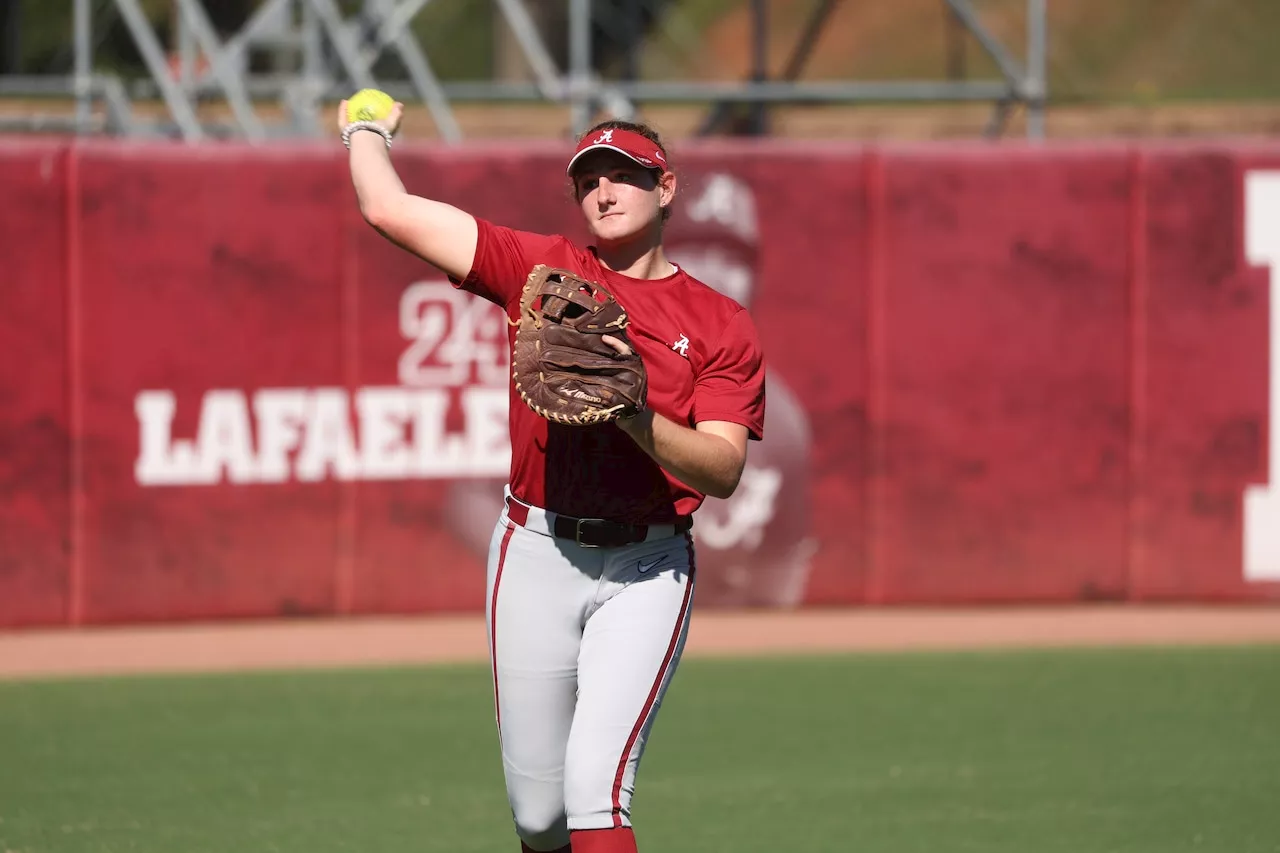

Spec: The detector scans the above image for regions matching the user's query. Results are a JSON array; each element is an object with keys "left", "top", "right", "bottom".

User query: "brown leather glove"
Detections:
[{"left": 511, "top": 265, "right": 648, "bottom": 426}]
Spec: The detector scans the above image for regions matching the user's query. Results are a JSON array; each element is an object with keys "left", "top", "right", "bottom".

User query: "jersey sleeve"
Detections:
[
  {"left": 452, "top": 217, "right": 565, "bottom": 309},
  {"left": 692, "top": 308, "right": 767, "bottom": 441}
]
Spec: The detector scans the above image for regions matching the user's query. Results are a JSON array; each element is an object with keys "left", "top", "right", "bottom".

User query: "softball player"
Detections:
[{"left": 341, "top": 103, "right": 766, "bottom": 853}]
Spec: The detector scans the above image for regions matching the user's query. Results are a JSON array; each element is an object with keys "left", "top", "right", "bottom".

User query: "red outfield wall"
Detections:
[{"left": 2, "top": 139, "right": 1278, "bottom": 627}]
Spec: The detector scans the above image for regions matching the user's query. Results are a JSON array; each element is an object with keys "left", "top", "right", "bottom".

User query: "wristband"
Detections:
[{"left": 342, "top": 121, "right": 394, "bottom": 150}]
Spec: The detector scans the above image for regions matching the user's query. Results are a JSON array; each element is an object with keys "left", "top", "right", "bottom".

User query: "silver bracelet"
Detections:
[{"left": 342, "top": 121, "right": 394, "bottom": 150}]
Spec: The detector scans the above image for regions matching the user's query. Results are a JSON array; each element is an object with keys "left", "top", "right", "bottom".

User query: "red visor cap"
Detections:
[{"left": 566, "top": 128, "right": 669, "bottom": 176}]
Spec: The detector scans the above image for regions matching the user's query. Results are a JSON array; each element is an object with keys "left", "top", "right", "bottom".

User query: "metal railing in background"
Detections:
[{"left": 0, "top": 0, "right": 1049, "bottom": 143}]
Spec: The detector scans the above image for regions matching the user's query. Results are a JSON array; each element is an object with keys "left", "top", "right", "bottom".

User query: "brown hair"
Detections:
[{"left": 571, "top": 118, "right": 675, "bottom": 222}]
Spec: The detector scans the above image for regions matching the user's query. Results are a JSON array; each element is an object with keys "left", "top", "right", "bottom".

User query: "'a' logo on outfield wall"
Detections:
[{"left": 1244, "top": 173, "right": 1280, "bottom": 580}]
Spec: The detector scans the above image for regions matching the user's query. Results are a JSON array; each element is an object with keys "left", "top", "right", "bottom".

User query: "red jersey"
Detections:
[{"left": 454, "top": 218, "right": 766, "bottom": 523}]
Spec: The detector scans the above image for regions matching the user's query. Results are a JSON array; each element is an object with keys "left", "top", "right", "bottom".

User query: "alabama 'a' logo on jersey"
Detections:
[{"left": 671, "top": 333, "right": 690, "bottom": 358}]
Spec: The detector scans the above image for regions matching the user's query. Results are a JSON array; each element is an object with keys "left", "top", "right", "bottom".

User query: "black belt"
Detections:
[{"left": 505, "top": 495, "right": 692, "bottom": 549}]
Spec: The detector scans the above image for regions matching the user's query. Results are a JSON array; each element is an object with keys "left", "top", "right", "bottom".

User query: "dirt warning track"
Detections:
[{"left": 1, "top": 606, "right": 1278, "bottom": 681}]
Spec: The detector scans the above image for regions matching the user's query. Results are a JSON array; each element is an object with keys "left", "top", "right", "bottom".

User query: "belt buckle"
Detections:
[{"left": 575, "top": 517, "right": 602, "bottom": 548}]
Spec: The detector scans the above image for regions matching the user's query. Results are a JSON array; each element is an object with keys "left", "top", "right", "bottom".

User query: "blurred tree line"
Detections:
[
  {"left": 0, "top": 0, "right": 676, "bottom": 81},
  {"left": 2, "top": 0, "right": 1278, "bottom": 102}
]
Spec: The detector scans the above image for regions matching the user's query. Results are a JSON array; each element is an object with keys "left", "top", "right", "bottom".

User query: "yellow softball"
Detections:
[{"left": 346, "top": 89, "right": 395, "bottom": 124}]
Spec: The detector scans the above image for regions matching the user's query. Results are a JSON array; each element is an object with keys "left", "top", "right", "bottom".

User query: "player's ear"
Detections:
[{"left": 658, "top": 170, "right": 677, "bottom": 209}]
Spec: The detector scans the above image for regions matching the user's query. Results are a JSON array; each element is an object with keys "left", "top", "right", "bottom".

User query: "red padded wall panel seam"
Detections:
[
  {"left": 1126, "top": 149, "right": 1150, "bottom": 601},
  {"left": 65, "top": 143, "right": 85, "bottom": 628},
  {"left": 337, "top": 170, "right": 360, "bottom": 617},
  {"left": 864, "top": 148, "right": 888, "bottom": 605}
]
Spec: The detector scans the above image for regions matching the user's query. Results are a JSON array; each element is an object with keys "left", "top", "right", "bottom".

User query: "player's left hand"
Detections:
[
  {"left": 601, "top": 335, "right": 646, "bottom": 430},
  {"left": 601, "top": 335, "right": 633, "bottom": 358}
]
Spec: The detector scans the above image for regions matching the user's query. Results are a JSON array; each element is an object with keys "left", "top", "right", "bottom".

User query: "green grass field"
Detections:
[{"left": 2, "top": 646, "right": 1278, "bottom": 853}]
